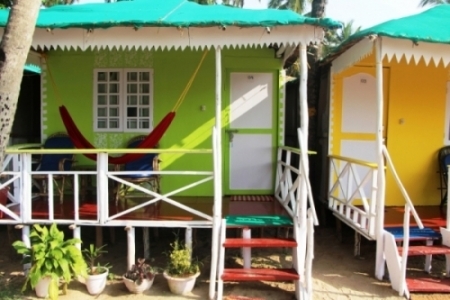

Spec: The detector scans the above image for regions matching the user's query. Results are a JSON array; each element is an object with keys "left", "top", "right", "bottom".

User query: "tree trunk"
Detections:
[{"left": 0, "top": 0, "right": 40, "bottom": 169}]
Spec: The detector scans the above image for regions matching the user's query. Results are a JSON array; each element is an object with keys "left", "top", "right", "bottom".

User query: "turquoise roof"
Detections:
[
  {"left": 342, "top": 5, "right": 450, "bottom": 49},
  {"left": 0, "top": 0, "right": 340, "bottom": 29}
]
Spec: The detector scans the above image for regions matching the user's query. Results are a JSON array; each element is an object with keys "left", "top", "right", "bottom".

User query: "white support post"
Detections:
[
  {"left": 242, "top": 228, "right": 251, "bottom": 269},
  {"left": 70, "top": 224, "right": 81, "bottom": 251},
  {"left": 12, "top": 154, "right": 20, "bottom": 203},
  {"left": 296, "top": 42, "right": 309, "bottom": 286},
  {"left": 447, "top": 165, "right": 450, "bottom": 229},
  {"left": 374, "top": 38, "right": 387, "bottom": 280},
  {"left": 209, "top": 46, "right": 223, "bottom": 300},
  {"left": 22, "top": 225, "right": 31, "bottom": 272},
  {"left": 20, "top": 153, "right": 32, "bottom": 223},
  {"left": 185, "top": 227, "right": 193, "bottom": 252},
  {"left": 97, "top": 153, "right": 109, "bottom": 224},
  {"left": 126, "top": 226, "right": 135, "bottom": 271}
]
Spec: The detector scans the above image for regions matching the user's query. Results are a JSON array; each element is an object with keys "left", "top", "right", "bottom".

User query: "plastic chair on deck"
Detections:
[
  {"left": 115, "top": 135, "right": 161, "bottom": 216},
  {"left": 438, "top": 146, "right": 450, "bottom": 207},
  {"left": 33, "top": 132, "right": 74, "bottom": 203}
]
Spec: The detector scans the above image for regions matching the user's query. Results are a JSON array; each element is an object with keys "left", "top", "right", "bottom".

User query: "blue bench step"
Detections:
[
  {"left": 385, "top": 226, "right": 441, "bottom": 241},
  {"left": 225, "top": 215, "right": 293, "bottom": 227}
]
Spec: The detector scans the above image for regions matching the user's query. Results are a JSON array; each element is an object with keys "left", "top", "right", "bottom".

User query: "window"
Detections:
[{"left": 94, "top": 69, "right": 153, "bottom": 132}]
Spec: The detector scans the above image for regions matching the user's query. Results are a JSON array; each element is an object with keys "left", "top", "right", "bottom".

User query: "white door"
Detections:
[{"left": 225, "top": 72, "right": 275, "bottom": 194}]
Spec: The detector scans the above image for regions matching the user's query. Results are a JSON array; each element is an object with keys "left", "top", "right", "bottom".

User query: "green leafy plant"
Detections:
[
  {"left": 12, "top": 224, "right": 87, "bottom": 300},
  {"left": 165, "top": 239, "right": 201, "bottom": 277},
  {"left": 124, "top": 258, "right": 156, "bottom": 285},
  {"left": 82, "top": 244, "right": 110, "bottom": 275}
]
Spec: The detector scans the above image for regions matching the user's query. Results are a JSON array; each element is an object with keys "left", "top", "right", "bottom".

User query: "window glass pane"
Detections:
[
  {"left": 109, "top": 107, "right": 119, "bottom": 117},
  {"left": 110, "top": 119, "right": 119, "bottom": 128},
  {"left": 109, "top": 72, "right": 119, "bottom": 81},
  {"left": 139, "top": 108, "right": 149, "bottom": 117},
  {"left": 127, "top": 84, "right": 137, "bottom": 94},
  {"left": 139, "top": 95, "right": 149, "bottom": 105},
  {"left": 127, "top": 107, "right": 137, "bottom": 117},
  {"left": 140, "top": 84, "right": 150, "bottom": 93},
  {"left": 97, "top": 84, "right": 106, "bottom": 93},
  {"left": 139, "top": 119, "right": 150, "bottom": 129},
  {"left": 97, "top": 72, "right": 107, "bottom": 82},
  {"left": 98, "top": 119, "right": 107, "bottom": 129},
  {"left": 97, "top": 107, "right": 107, "bottom": 117},
  {"left": 109, "top": 95, "right": 119, "bottom": 105},
  {"left": 127, "top": 72, "right": 138, "bottom": 82},
  {"left": 139, "top": 72, "right": 150, "bottom": 81},
  {"left": 127, "top": 119, "right": 137, "bottom": 129},
  {"left": 97, "top": 95, "right": 107, "bottom": 105},
  {"left": 127, "top": 95, "right": 137, "bottom": 105},
  {"left": 109, "top": 83, "right": 119, "bottom": 93}
]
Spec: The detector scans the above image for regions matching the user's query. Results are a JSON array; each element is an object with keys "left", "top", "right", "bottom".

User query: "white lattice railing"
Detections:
[
  {"left": 0, "top": 129, "right": 221, "bottom": 228},
  {"left": 328, "top": 155, "right": 378, "bottom": 239}
]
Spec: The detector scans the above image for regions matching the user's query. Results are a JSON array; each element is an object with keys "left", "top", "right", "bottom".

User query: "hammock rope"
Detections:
[{"left": 44, "top": 49, "right": 209, "bottom": 164}]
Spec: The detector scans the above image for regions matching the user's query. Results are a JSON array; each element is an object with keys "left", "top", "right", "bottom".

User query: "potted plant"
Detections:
[
  {"left": 163, "top": 238, "right": 201, "bottom": 295},
  {"left": 12, "top": 224, "right": 87, "bottom": 300},
  {"left": 82, "top": 244, "right": 110, "bottom": 295},
  {"left": 123, "top": 258, "right": 156, "bottom": 293}
]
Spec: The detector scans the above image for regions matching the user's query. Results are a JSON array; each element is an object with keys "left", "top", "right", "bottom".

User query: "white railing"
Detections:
[
  {"left": 328, "top": 155, "right": 378, "bottom": 239},
  {"left": 274, "top": 146, "right": 318, "bottom": 225},
  {"left": 1, "top": 130, "right": 220, "bottom": 228}
]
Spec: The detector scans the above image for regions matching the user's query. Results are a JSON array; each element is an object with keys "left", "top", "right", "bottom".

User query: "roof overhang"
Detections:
[
  {"left": 331, "top": 36, "right": 450, "bottom": 74},
  {"left": 2, "top": 25, "right": 324, "bottom": 52}
]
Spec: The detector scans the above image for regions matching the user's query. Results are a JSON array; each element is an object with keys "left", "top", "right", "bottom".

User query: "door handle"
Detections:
[{"left": 225, "top": 129, "right": 239, "bottom": 142}]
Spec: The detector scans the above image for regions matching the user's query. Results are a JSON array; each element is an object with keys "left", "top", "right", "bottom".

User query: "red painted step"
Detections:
[
  {"left": 406, "top": 277, "right": 450, "bottom": 293},
  {"left": 223, "top": 238, "right": 297, "bottom": 248},
  {"left": 398, "top": 245, "right": 450, "bottom": 256},
  {"left": 222, "top": 268, "right": 299, "bottom": 282}
]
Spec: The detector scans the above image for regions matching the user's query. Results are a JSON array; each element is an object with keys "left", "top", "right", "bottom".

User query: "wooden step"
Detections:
[
  {"left": 406, "top": 277, "right": 450, "bottom": 293},
  {"left": 385, "top": 226, "right": 441, "bottom": 241},
  {"left": 226, "top": 215, "right": 293, "bottom": 227},
  {"left": 398, "top": 245, "right": 450, "bottom": 256},
  {"left": 222, "top": 268, "right": 299, "bottom": 282},
  {"left": 223, "top": 238, "right": 297, "bottom": 248}
]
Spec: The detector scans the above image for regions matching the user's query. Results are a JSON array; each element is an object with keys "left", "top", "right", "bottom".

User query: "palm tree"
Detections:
[
  {"left": 268, "top": 0, "right": 309, "bottom": 13},
  {"left": 322, "top": 20, "right": 361, "bottom": 57},
  {"left": 0, "top": 0, "right": 41, "bottom": 168},
  {"left": 419, "top": 0, "right": 450, "bottom": 6}
]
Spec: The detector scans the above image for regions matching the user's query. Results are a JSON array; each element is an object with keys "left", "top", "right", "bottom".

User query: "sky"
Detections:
[{"left": 80, "top": 0, "right": 431, "bottom": 30}]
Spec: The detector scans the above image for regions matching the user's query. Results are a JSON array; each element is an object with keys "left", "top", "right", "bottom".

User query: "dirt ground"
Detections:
[{"left": 0, "top": 224, "right": 448, "bottom": 300}]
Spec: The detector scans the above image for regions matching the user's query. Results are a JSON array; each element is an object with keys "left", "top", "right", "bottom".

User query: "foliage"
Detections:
[
  {"left": 12, "top": 224, "right": 87, "bottom": 300},
  {"left": 419, "top": 0, "right": 450, "bottom": 6},
  {"left": 322, "top": 20, "right": 361, "bottom": 58},
  {"left": 268, "top": 0, "right": 310, "bottom": 14},
  {"left": 165, "top": 239, "right": 201, "bottom": 277},
  {"left": 124, "top": 258, "right": 156, "bottom": 285},
  {"left": 82, "top": 244, "right": 110, "bottom": 275}
]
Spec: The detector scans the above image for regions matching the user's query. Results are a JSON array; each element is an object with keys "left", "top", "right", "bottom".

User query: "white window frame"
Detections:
[{"left": 93, "top": 68, "right": 154, "bottom": 133}]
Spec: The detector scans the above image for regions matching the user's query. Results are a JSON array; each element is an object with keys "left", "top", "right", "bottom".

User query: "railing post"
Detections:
[
  {"left": 20, "top": 153, "right": 32, "bottom": 223},
  {"left": 97, "top": 152, "right": 109, "bottom": 224},
  {"left": 12, "top": 154, "right": 20, "bottom": 203}
]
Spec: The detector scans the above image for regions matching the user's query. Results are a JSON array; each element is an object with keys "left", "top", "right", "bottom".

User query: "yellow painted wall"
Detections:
[{"left": 331, "top": 54, "right": 448, "bottom": 206}]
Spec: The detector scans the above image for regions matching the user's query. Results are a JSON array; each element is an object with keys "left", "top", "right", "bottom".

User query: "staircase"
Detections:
[
  {"left": 216, "top": 214, "right": 314, "bottom": 300},
  {"left": 384, "top": 225, "right": 450, "bottom": 297}
]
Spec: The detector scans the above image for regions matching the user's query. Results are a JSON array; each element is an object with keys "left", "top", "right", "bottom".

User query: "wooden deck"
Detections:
[
  {"left": 384, "top": 206, "right": 447, "bottom": 229},
  {"left": 1, "top": 196, "right": 228, "bottom": 223}
]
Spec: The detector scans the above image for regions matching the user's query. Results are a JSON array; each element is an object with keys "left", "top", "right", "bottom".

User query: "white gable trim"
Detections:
[
  {"left": 0, "top": 25, "right": 324, "bottom": 51},
  {"left": 331, "top": 37, "right": 374, "bottom": 75},
  {"left": 381, "top": 36, "right": 450, "bottom": 67}
]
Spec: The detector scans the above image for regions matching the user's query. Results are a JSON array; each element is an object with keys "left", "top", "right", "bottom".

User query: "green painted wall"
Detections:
[{"left": 43, "top": 47, "right": 282, "bottom": 196}]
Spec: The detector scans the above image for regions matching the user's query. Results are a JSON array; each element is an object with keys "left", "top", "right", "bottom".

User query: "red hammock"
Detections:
[{"left": 59, "top": 105, "right": 175, "bottom": 164}]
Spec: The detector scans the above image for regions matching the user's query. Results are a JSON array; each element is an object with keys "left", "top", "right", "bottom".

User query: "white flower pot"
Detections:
[
  {"left": 85, "top": 269, "right": 108, "bottom": 295},
  {"left": 35, "top": 277, "right": 52, "bottom": 298},
  {"left": 163, "top": 271, "right": 200, "bottom": 295},
  {"left": 123, "top": 275, "right": 154, "bottom": 294}
]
